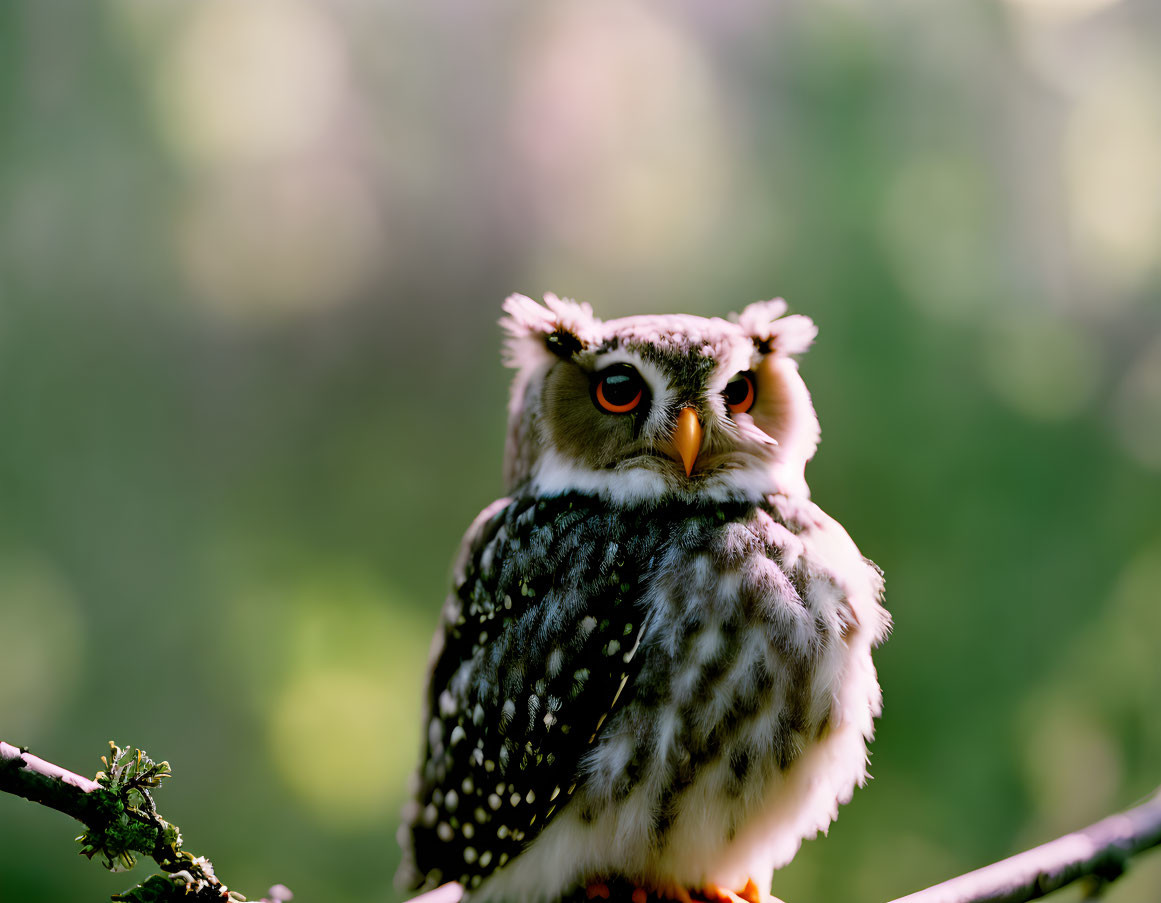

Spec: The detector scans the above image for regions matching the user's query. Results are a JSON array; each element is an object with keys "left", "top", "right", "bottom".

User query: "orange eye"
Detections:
[
  {"left": 723, "top": 371, "right": 756, "bottom": 414},
  {"left": 593, "top": 365, "right": 645, "bottom": 414}
]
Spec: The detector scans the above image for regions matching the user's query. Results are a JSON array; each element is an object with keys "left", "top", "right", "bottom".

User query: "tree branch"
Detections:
[
  {"left": 1, "top": 740, "right": 104, "bottom": 824},
  {"left": 7, "top": 737, "right": 1159, "bottom": 903},
  {"left": 887, "top": 786, "right": 1161, "bottom": 903},
  {"left": 0, "top": 739, "right": 290, "bottom": 903}
]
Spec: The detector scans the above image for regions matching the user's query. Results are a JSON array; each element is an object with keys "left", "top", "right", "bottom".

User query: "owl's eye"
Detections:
[
  {"left": 723, "top": 371, "right": 756, "bottom": 414},
  {"left": 593, "top": 364, "right": 645, "bottom": 414}
]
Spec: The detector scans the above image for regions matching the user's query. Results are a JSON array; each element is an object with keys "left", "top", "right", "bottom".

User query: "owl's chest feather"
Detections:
[
  {"left": 575, "top": 512, "right": 846, "bottom": 835},
  {"left": 405, "top": 494, "right": 883, "bottom": 901}
]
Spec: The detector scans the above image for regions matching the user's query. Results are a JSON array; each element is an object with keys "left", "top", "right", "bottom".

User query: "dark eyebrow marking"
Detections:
[{"left": 545, "top": 329, "right": 583, "bottom": 358}]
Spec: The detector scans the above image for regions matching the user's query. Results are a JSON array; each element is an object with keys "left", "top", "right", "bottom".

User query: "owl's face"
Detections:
[{"left": 501, "top": 294, "right": 821, "bottom": 504}]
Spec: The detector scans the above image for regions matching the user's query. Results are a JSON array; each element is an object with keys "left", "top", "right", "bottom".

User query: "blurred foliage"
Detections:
[{"left": 1, "top": 1, "right": 1160, "bottom": 901}]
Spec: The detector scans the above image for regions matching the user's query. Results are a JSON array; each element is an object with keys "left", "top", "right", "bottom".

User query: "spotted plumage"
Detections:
[{"left": 397, "top": 295, "right": 890, "bottom": 903}]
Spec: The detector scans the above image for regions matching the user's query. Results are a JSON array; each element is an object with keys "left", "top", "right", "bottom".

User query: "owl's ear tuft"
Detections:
[
  {"left": 733, "top": 298, "right": 818, "bottom": 357},
  {"left": 500, "top": 293, "right": 598, "bottom": 368}
]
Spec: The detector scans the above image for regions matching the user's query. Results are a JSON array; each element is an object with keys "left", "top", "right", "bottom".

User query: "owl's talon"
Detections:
[
  {"left": 698, "top": 879, "right": 772, "bottom": 903},
  {"left": 697, "top": 884, "right": 745, "bottom": 903},
  {"left": 737, "top": 879, "right": 762, "bottom": 903},
  {"left": 631, "top": 888, "right": 648, "bottom": 903},
  {"left": 585, "top": 882, "right": 610, "bottom": 900}
]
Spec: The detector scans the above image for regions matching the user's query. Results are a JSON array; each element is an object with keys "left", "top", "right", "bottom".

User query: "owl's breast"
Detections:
[
  {"left": 578, "top": 506, "right": 842, "bottom": 808},
  {"left": 444, "top": 496, "right": 885, "bottom": 903}
]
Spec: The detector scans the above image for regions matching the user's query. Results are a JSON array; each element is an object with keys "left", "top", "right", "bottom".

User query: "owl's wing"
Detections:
[{"left": 400, "top": 494, "right": 656, "bottom": 892}]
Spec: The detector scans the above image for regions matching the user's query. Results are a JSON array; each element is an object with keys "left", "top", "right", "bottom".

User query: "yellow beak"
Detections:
[{"left": 674, "top": 407, "right": 703, "bottom": 477}]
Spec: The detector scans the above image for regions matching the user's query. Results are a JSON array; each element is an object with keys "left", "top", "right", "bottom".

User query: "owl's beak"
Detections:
[{"left": 674, "top": 407, "right": 703, "bottom": 477}]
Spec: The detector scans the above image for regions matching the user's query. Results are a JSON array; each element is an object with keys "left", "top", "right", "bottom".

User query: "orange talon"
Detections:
[
  {"left": 738, "top": 879, "right": 762, "bottom": 903},
  {"left": 586, "top": 883, "right": 610, "bottom": 900},
  {"left": 698, "top": 885, "right": 737, "bottom": 903},
  {"left": 699, "top": 883, "right": 763, "bottom": 903},
  {"left": 632, "top": 889, "right": 648, "bottom": 903}
]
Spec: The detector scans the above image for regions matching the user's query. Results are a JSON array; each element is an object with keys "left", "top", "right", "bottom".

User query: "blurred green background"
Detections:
[{"left": 2, "top": 1, "right": 1160, "bottom": 901}]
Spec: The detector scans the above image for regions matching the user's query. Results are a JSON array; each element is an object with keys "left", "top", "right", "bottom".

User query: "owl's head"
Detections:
[{"left": 499, "top": 294, "right": 821, "bottom": 504}]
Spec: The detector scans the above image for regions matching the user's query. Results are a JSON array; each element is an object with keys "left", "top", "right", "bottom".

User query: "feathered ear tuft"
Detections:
[
  {"left": 733, "top": 298, "right": 818, "bottom": 356},
  {"left": 500, "top": 293, "right": 599, "bottom": 368}
]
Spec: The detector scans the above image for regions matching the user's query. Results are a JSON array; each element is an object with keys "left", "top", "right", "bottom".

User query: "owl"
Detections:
[{"left": 396, "top": 294, "right": 889, "bottom": 903}]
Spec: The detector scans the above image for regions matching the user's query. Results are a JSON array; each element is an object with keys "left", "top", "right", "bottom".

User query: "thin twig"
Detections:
[{"left": 0, "top": 740, "right": 104, "bottom": 824}]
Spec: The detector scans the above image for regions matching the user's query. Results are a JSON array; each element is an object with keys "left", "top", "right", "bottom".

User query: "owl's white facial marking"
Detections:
[{"left": 501, "top": 294, "right": 821, "bottom": 504}]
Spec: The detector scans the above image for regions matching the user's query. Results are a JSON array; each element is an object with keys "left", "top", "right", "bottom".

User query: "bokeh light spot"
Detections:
[
  {"left": 175, "top": 163, "right": 386, "bottom": 320},
  {"left": 1018, "top": 538, "right": 1161, "bottom": 838},
  {"left": 978, "top": 316, "right": 1100, "bottom": 421},
  {"left": 880, "top": 154, "right": 992, "bottom": 320},
  {"left": 511, "top": 1, "right": 732, "bottom": 268},
  {"left": 155, "top": 0, "right": 350, "bottom": 164},
  {"left": 216, "top": 566, "right": 429, "bottom": 828},
  {"left": 1114, "top": 335, "right": 1161, "bottom": 470},
  {"left": 0, "top": 555, "right": 83, "bottom": 742},
  {"left": 1100, "top": 540, "right": 1161, "bottom": 702},
  {"left": 1019, "top": 697, "right": 1121, "bottom": 835},
  {"left": 1065, "top": 50, "right": 1161, "bottom": 295},
  {"left": 1004, "top": 0, "right": 1123, "bottom": 27},
  {"left": 270, "top": 666, "right": 413, "bottom": 827}
]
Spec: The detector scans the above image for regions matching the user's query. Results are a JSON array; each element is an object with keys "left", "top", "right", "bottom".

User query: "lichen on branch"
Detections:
[
  {"left": 0, "top": 739, "right": 278, "bottom": 902},
  {"left": 78, "top": 742, "right": 177, "bottom": 871}
]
